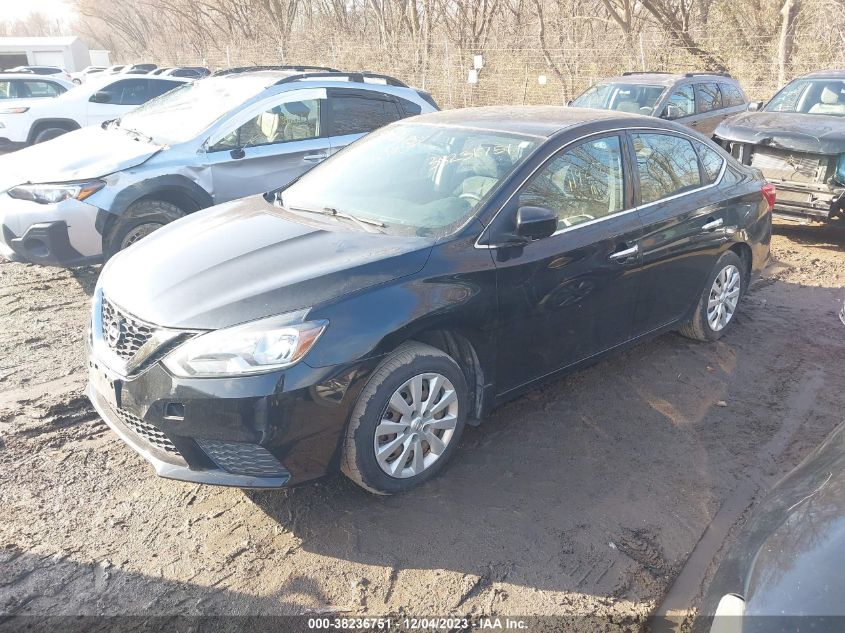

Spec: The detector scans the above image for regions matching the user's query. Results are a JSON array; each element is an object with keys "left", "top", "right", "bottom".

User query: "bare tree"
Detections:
[{"left": 777, "top": 0, "right": 801, "bottom": 85}]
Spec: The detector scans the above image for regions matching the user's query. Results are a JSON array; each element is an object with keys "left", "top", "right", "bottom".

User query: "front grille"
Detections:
[
  {"left": 114, "top": 407, "right": 181, "bottom": 456},
  {"left": 196, "top": 439, "right": 286, "bottom": 477},
  {"left": 101, "top": 296, "right": 154, "bottom": 361},
  {"left": 751, "top": 148, "right": 827, "bottom": 184}
]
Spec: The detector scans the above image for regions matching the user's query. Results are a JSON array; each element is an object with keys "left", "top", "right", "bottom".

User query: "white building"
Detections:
[{"left": 0, "top": 36, "right": 97, "bottom": 72}]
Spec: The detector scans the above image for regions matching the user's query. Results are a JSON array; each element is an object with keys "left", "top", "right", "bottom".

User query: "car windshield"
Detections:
[
  {"left": 114, "top": 77, "right": 271, "bottom": 145},
  {"left": 572, "top": 83, "right": 666, "bottom": 115},
  {"left": 281, "top": 123, "right": 540, "bottom": 238},
  {"left": 765, "top": 79, "right": 845, "bottom": 116}
]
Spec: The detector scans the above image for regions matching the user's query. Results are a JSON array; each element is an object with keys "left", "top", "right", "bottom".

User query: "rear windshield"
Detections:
[
  {"left": 572, "top": 83, "right": 666, "bottom": 115},
  {"left": 766, "top": 79, "right": 845, "bottom": 116}
]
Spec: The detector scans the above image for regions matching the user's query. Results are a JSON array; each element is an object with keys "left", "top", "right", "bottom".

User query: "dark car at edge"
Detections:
[
  {"left": 87, "top": 107, "right": 773, "bottom": 495},
  {"left": 715, "top": 69, "right": 845, "bottom": 223}
]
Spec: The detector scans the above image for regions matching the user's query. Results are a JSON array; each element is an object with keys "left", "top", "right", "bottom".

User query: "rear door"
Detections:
[
  {"left": 490, "top": 133, "right": 644, "bottom": 393},
  {"left": 325, "top": 88, "right": 404, "bottom": 155},
  {"left": 630, "top": 131, "right": 730, "bottom": 335},
  {"left": 204, "top": 88, "right": 331, "bottom": 203},
  {"left": 718, "top": 82, "right": 749, "bottom": 119}
]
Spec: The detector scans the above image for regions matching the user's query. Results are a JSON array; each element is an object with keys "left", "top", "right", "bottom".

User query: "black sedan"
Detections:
[{"left": 87, "top": 107, "right": 773, "bottom": 494}]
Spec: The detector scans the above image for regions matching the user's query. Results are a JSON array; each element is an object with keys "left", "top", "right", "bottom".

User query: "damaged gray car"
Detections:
[
  {"left": 0, "top": 68, "right": 438, "bottom": 266},
  {"left": 714, "top": 69, "right": 845, "bottom": 223}
]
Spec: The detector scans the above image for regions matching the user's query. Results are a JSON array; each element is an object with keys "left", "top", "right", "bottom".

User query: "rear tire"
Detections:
[
  {"left": 103, "top": 199, "right": 185, "bottom": 259},
  {"left": 679, "top": 251, "right": 745, "bottom": 342},
  {"left": 32, "top": 127, "right": 70, "bottom": 144},
  {"left": 341, "top": 342, "right": 468, "bottom": 495}
]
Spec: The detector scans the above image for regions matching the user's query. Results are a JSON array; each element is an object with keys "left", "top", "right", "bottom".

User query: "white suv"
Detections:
[{"left": 0, "top": 74, "right": 189, "bottom": 149}]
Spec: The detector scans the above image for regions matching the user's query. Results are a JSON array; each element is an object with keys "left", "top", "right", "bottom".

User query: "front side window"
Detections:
[
  {"left": 95, "top": 79, "right": 151, "bottom": 106},
  {"left": 632, "top": 133, "right": 702, "bottom": 205},
  {"left": 519, "top": 136, "right": 626, "bottom": 229},
  {"left": 330, "top": 95, "right": 402, "bottom": 136},
  {"left": 696, "top": 83, "right": 723, "bottom": 113},
  {"left": 210, "top": 99, "right": 321, "bottom": 151},
  {"left": 280, "top": 123, "right": 539, "bottom": 237},
  {"left": 665, "top": 85, "right": 695, "bottom": 118},
  {"left": 766, "top": 79, "right": 845, "bottom": 116}
]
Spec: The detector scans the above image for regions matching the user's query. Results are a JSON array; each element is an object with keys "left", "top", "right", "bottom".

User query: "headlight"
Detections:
[
  {"left": 162, "top": 312, "right": 328, "bottom": 378},
  {"left": 7, "top": 180, "right": 105, "bottom": 205},
  {"left": 0, "top": 107, "right": 29, "bottom": 114}
]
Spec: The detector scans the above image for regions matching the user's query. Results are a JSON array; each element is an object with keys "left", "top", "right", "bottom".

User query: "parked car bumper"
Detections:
[
  {"left": 0, "top": 194, "right": 103, "bottom": 265},
  {"left": 87, "top": 337, "right": 374, "bottom": 488},
  {"left": 769, "top": 180, "right": 845, "bottom": 222}
]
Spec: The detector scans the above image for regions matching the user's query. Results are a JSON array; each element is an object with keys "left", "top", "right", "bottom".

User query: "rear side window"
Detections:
[
  {"left": 720, "top": 83, "right": 745, "bottom": 107},
  {"left": 23, "top": 80, "right": 64, "bottom": 97},
  {"left": 147, "top": 80, "right": 183, "bottom": 99},
  {"left": 396, "top": 97, "right": 422, "bottom": 117},
  {"left": 632, "top": 133, "right": 702, "bottom": 204},
  {"left": 329, "top": 95, "right": 402, "bottom": 135},
  {"left": 696, "top": 83, "right": 723, "bottom": 112},
  {"left": 695, "top": 142, "right": 726, "bottom": 184}
]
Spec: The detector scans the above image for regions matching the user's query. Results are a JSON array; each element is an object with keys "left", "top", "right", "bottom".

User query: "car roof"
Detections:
[
  {"left": 407, "top": 106, "right": 655, "bottom": 137},
  {"left": 599, "top": 72, "right": 736, "bottom": 86},
  {"left": 799, "top": 69, "right": 845, "bottom": 80},
  {"left": 0, "top": 73, "right": 67, "bottom": 80}
]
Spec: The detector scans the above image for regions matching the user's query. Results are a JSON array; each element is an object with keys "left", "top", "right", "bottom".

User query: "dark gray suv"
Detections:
[{"left": 571, "top": 72, "right": 748, "bottom": 137}]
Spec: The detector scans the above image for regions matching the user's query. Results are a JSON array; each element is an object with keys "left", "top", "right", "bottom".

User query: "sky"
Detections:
[{"left": 0, "top": 0, "right": 76, "bottom": 23}]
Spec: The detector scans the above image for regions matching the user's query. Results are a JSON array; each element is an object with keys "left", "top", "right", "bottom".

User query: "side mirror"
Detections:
[
  {"left": 747, "top": 101, "right": 763, "bottom": 112},
  {"left": 664, "top": 104, "right": 683, "bottom": 120},
  {"left": 516, "top": 206, "right": 557, "bottom": 240},
  {"left": 90, "top": 91, "right": 112, "bottom": 104},
  {"left": 566, "top": 99, "right": 573, "bottom": 107}
]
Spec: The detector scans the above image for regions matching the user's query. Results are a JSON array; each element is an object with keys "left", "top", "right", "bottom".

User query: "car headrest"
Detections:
[
  {"left": 821, "top": 84, "right": 842, "bottom": 104},
  {"left": 284, "top": 101, "right": 312, "bottom": 118}
]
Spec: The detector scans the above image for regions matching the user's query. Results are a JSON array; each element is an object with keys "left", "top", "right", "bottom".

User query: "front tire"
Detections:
[
  {"left": 103, "top": 199, "right": 185, "bottom": 259},
  {"left": 33, "top": 127, "right": 70, "bottom": 144},
  {"left": 341, "top": 342, "right": 468, "bottom": 495},
  {"left": 679, "top": 251, "right": 745, "bottom": 341}
]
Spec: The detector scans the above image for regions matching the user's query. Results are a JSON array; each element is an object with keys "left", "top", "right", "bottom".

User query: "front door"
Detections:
[
  {"left": 489, "top": 134, "right": 644, "bottom": 394},
  {"left": 204, "top": 90, "right": 331, "bottom": 203}
]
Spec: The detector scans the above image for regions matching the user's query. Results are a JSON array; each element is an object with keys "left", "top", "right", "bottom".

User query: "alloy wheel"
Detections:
[
  {"left": 120, "top": 222, "right": 163, "bottom": 250},
  {"left": 707, "top": 264, "right": 741, "bottom": 331},
  {"left": 374, "top": 372, "right": 459, "bottom": 479}
]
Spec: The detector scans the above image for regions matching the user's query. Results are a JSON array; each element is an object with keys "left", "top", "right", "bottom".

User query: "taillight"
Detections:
[{"left": 761, "top": 183, "right": 776, "bottom": 212}]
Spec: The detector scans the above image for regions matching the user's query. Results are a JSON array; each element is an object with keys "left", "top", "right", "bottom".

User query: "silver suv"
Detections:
[
  {"left": 570, "top": 72, "right": 748, "bottom": 137},
  {"left": 0, "top": 68, "right": 438, "bottom": 267}
]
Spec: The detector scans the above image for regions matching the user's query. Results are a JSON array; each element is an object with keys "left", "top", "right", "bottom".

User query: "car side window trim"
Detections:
[{"left": 475, "top": 126, "right": 727, "bottom": 249}]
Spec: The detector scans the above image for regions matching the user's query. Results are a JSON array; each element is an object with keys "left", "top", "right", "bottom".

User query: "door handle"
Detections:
[
  {"left": 608, "top": 244, "right": 639, "bottom": 261},
  {"left": 303, "top": 152, "right": 328, "bottom": 163},
  {"left": 702, "top": 218, "right": 724, "bottom": 231}
]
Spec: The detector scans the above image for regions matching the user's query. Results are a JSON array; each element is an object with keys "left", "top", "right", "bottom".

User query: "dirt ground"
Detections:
[{"left": 1, "top": 221, "right": 844, "bottom": 630}]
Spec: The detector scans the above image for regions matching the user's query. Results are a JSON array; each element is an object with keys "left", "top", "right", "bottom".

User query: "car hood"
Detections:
[
  {"left": 0, "top": 125, "right": 162, "bottom": 194},
  {"left": 99, "top": 196, "right": 435, "bottom": 330},
  {"left": 715, "top": 111, "right": 845, "bottom": 154}
]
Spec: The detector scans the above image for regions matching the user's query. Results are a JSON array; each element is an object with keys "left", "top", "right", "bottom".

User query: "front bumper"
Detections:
[
  {"left": 87, "top": 345, "right": 373, "bottom": 489},
  {"left": 0, "top": 194, "right": 104, "bottom": 266},
  {"left": 769, "top": 181, "right": 845, "bottom": 222}
]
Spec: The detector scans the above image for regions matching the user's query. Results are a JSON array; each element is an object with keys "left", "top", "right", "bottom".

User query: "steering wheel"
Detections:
[{"left": 459, "top": 192, "right": 482, "bottom": 204}]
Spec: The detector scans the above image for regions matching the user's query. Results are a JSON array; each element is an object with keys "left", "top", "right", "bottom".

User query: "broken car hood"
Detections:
[
  {"left": 0, "top": 125, "right": 162, "bottom": 193},
  {"left": 715, "top": 111, "right": 845, "bottom": 155},
  {"left": 99, "top": 196, "right": 435, "bottom": 330}
]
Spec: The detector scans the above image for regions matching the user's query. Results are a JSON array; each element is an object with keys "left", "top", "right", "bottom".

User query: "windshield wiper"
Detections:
[
  {"left": 120, "top": 125, "right": 153, "bottom": 144},
  {"left": 290, "top": 206, "right": 385, "bottom": 233}
]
